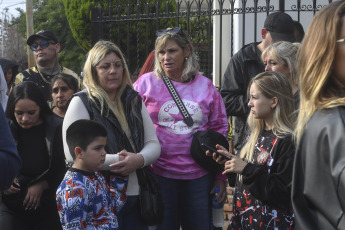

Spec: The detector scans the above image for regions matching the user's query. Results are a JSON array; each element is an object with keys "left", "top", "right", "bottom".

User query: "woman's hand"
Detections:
[
  {"left": 3, "top": 179, "right": 20, "bottom": 195},
  {"left": 211, "top": 179, "right": 227, "bottom": 204},
  {"left": 223, "top": 155, "right": 247, "bottom": 174},
  {"left": 109, "top": 150, "right": 145, "bottom": 176},
  {"left": 23, "top": 180, "right": 48, "bottom": 210},
  {"left": 205, "top": 144, "right": 230, "bottom": 165}
]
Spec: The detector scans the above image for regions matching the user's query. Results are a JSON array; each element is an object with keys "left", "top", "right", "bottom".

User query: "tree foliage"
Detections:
[
  {"left": 12, "top": 0, "right": 85, "bottom": 74},
  {"left": 63, "top": 0, "right": 95, "bottom": 52},
  {"left": 63, "top": 0, "right": 177, "bottom": 75}
]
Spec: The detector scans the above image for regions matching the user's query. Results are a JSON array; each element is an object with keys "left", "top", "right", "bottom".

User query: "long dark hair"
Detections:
[{"left": 6, "top": 81, "right": 52, "bottom": 123}]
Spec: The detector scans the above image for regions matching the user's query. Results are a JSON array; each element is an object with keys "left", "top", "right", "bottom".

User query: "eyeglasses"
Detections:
[
  {"left": 30, "top": 41, "right": 56, "bottom": 51},
  {"left": 337, "top": 38, "right": 345, "bottom": 43},
  {"left": 156, "top": 27, "right": 184, "bottom": 37},
  {"left": 96, "top": 60, "right": 124, "bottom": 71}
]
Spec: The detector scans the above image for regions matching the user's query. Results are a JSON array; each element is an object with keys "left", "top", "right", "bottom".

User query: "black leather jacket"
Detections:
[
  {"left": 220, "top": 42, "right": 265, "bottom": 150},
  {"left": 74, "top": 85, "right": 145, "bottom": 155},
  {"left": 292, "top": 106, "right": 345, "bottom": 229}
]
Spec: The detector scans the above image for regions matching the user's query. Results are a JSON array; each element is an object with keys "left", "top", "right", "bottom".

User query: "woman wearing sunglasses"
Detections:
[
  {"left": 134, "top": 27, "right": 228, "bottom": 230},
  {"left": 292, "top": 1, "right": 345, "bottom": 229},
  {"left": 62, "top": 40, "right": 161, "bottom": 230}
]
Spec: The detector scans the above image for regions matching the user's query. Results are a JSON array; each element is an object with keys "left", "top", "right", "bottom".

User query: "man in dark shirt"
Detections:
[
  {"left": 14, "top": 30, "right": 80, "bottom": 107},
  {"left": 220, "top": 12, "right": 296, "bottom": 151}
]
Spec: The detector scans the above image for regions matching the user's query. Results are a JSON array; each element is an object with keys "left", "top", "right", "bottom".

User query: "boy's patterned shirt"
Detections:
[{"left": 56, "top": 169, "right": 126, "bottom": 230}]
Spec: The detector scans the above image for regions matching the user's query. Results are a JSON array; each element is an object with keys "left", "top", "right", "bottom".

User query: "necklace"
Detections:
[{"left": 36, "top": 65, "right": 62, "bottom": 84}]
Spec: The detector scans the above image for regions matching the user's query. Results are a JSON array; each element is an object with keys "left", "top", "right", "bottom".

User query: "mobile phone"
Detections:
[{"left": 201, "top": 143, "right": 231, "bottom": 160}]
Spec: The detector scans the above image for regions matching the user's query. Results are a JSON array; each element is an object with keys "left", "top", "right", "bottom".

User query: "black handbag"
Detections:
[
  {"left": 191, "top": 129, "right": 229, "bottom": 173},
  {"left": 136, "top": 166, "right": 164, "bottom": 226}
]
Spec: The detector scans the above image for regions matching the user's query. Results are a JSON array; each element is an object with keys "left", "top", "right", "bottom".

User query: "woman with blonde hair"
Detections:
[
  {"left": 62, "top": 40, "right": 161, "bottom": 230},
  {"left": 292, "top": 1, "right": 345, "bottom": 229},
  {"left": 262, "top": 41, "right": 300, "bottom": 108},
  {"left": 208, "top": 71, "right": 296, "bottom": 229},
  {"left": 134, "top": 27, "right": 228, "bottom": 230}
]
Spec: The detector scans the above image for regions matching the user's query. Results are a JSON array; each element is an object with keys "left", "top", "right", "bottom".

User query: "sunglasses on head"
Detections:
[
  {"left": 156, "top": 27, "right": 185, "bottom": 37},
  {"left": 30, "top": 40, "right": 56, "bottom": 51}
]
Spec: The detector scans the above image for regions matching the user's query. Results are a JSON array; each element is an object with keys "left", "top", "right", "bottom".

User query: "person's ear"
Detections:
[
  {"left": 261, "top": 28, "right": 268, "bottom": 39},
  {"left": 184, "top": 44, "right": 191, "bottom": 59},
  {"left": 54, "top": 43, "right": 61, "bottom": 53},
  {"left": 74, "top": 146, "right": 83, "bottom": 159},
  {"left": 271, "top": 96, "right": 278, "bottom": 109}
]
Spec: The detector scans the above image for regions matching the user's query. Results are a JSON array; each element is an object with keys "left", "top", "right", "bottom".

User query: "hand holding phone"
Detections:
[{"left": 201, "top": 143, "right": 231, "bottom": 160}]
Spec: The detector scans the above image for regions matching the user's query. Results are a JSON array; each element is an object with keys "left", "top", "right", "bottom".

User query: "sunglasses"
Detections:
[
  {"left": 30, "top": 41, "right": 56, "bottom": 51},
  {"left": 156, "top": 27, "right": 185, "bottom": 37}
]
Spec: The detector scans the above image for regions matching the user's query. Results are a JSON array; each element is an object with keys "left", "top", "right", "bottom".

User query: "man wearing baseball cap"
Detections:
[
  {"left": 13, "top": 30, "right": 80, "bottom": 107},
  {"left": 220, "top": 11, "right": 296, "bottom": 151}
]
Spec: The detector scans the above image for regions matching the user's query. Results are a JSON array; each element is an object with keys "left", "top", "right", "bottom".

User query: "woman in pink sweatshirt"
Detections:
[{"left": 134, "top": 27, "right": 228, "bottom": 230}]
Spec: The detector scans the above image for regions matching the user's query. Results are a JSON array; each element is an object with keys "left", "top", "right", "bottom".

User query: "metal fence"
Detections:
[{"left": 91, "top": 0, "right": 333, "bottom": 86}]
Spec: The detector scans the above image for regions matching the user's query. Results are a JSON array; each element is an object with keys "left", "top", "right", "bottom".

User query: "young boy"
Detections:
[{"left": 56, "top": 119, "right": 126, "bottom": 230}]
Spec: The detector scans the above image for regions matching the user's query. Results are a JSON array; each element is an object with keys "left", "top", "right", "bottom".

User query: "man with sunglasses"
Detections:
[{"left": 13, "top": 30, "right": 80, "bottom": 107}]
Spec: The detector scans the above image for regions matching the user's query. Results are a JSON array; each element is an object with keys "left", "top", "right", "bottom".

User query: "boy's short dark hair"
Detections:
[{"left": 66, "top": 120, "right": 107, "bottom": 160}]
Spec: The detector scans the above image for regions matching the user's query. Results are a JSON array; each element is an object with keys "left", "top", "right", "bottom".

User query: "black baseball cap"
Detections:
[
  {"left": 264, "top": 12, "right": 296, "bottom": 43},
  {"left": 27, "top": 30, "right": 59, "bottom": 46}
]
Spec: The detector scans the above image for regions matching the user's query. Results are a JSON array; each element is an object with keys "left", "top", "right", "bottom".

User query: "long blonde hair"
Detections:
[
  {"left": 294, "top": 1, "right": 345, "bottom": 144},
  {"left": 83, "top": 40, "right": 133, "bottom": 132},
  {"left": 153, "top": 28, "right": 199, "bottom": 81},
  {"left": 240, "top": 71, "right": 295, "bottom": 162}
]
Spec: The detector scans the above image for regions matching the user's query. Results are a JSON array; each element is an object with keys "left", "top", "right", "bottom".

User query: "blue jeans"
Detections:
[
  {"left": 156, "top": 174, "right": 213, "bottom": 230},
  {"left": 117, "top": 195, "right": 149, "bottom": 230}
]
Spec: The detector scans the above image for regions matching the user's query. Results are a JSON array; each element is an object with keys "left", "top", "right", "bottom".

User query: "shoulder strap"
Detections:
[
  {"left": 21, "top": 67, "right": 36, "bottom": 79},
  {"left": 162, "top": 76, "right": 193, "bottom": 127}
]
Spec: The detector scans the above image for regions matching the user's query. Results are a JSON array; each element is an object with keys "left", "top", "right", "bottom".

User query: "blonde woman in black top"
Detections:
[{"left": 208, "top": 71, "right": 296, "bottom": 229}]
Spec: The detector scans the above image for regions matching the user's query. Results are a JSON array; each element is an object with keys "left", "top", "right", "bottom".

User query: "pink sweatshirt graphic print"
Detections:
[{"left": 134, "top": 73, "right": 228, "bottom": 180}]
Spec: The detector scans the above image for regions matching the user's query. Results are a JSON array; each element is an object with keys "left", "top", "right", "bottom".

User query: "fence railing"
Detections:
[{"left": 91, "top": 0, "right": 332, "bottom": 86}]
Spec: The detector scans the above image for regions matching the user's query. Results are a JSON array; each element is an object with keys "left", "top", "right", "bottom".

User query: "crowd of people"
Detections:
[{"left": 0, "top": 1, "right": 345, "bottom": 229}]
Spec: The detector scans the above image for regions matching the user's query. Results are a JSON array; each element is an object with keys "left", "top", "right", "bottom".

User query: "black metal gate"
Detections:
[{"left": 91, "top": 0, "right": 332, "bottom": 86}]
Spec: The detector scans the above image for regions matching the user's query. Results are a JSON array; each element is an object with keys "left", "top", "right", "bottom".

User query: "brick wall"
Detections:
[{"left": 222, "top": 185, "right": 234, "bottom": 229}]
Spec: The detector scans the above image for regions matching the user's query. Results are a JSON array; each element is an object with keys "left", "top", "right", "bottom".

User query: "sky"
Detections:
[{"left": 0, "top": 0, "right": 26, "bottom": 18}]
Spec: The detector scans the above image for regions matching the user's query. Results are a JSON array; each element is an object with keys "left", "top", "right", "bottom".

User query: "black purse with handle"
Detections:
[{"left": 136, "top": 166, "right": 164, "bottom": 225}]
